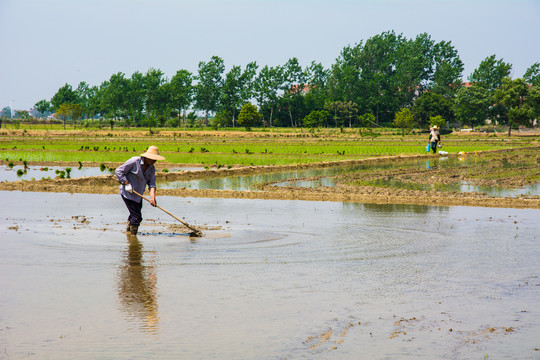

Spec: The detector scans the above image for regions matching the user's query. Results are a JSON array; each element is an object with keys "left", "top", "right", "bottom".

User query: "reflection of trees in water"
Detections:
[
  {"left": 117, "top": 235, "right": 159, "bottom": 334},
  {"left": 342, "top": 202, "right": 448, "bottom": 215}
]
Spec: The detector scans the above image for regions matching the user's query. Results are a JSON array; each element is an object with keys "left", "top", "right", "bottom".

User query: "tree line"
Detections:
[{"left": 6, "top": 31, "right": 540, "bottom": 132}]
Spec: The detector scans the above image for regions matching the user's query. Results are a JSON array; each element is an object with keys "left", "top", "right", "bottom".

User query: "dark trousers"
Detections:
[
  {"left": 430, "top": 141, "right": 438, "bottom": 153},
  {"left": 122, "top": 196, "right": 143, "bottom": 226}
]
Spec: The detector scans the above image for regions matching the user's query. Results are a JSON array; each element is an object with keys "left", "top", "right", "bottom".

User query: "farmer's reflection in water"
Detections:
[{"left": 117, "top": 234, "right": 159, "bottom": 334}]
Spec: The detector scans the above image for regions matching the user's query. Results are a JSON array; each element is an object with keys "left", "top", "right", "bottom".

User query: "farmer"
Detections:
[
  {"left": 429, "top": 125, "right": 441, "bottom": 154},
  {"left": 115, "top": 145, "right": 165, "bottom": 235}
]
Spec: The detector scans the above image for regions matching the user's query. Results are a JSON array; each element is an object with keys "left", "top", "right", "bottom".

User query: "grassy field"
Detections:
[{"left": 0, "top": 125, "right": 538, "bottom": 166}]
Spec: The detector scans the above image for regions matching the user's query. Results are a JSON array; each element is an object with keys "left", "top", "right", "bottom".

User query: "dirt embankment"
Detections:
[{"left": 1, "top": 149, "right": 539, "bottom": 209}]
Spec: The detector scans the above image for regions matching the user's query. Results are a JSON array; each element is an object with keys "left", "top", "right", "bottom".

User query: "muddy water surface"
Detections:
[
  {"left": 0, "top": 165, "right": 203, "bottom": 182},
  {"left": 161, "top": 158, "right": 540, "bottom": 198},
  {"left": 1, "top": 191, "right": 539, "bottom": 359}
]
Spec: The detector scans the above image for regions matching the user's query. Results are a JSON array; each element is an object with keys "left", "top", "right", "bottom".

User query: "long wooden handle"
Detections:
[{"left": 132, "top": 190, "right": 201, "bottom": 234}]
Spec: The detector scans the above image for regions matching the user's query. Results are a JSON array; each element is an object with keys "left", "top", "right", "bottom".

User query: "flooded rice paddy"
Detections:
[
  {"left": 0, "top": 165, "right": 203, "bottom": 182},
  {"left": 1, "top": 191, "right": 539, "bottom": 359},
  {"left": 161, "top": 157, "right": 540, "bottom": 198}
]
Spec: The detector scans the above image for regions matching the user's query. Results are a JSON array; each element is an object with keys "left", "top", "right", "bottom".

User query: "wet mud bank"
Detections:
[{"left": 0, "top": 149, "right": 539, "bottom": 209}]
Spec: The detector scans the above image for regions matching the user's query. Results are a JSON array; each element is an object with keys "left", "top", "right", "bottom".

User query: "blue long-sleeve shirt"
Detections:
[{"left": 115, "top": 156, "right": 156, "bottom": 203}]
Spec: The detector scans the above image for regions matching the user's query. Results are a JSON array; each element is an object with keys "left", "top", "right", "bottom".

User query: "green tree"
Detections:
[
  {"left": 454, "top": 84, "right": 492, "bottom": 128},
  {"left": 220, "top": 64, "right": 250, "bottom": 126},
  {"left": 253, "top": 65, "right": 284, "bottom": 127},
  {"left": 327, "top": 31, "right": 462, "bottom": 124},
  {"left": 95, "top": 80, "right": 110, "bottom": 122},
  {"left": 323, "top": 100, "right": 358, "bottom": 131},
  {"left": 169, "top": 69, "right": 193, "bottom": 127},
  {"left": 51, "top": 83, "right": 77, "bottom": 110},
  {"left": 429, "top": 40, "right": 464, "bottom": 97},
  {"left": 429, "top": 115, "right": 446, "bottom": 129},
  {"left": 158, "top": 82, "right": 172, "bottom": 121},
  {"left": 524, "top": 62, "right": 540, "bottom": 86},
  {"left": 212, "top": 110, "right": 232, "bottom": 128},
  {"left": 237, "top": 102, "right": 262, "bottom": 131},
  {"left": 392, "top": 33, "right": 431, "bottom": 108},
  {"left": 413, "top": 91, "right": 454, "bottom": 128},
  {"left": 303, "top": 110, "right": 329, "bottom": 128},
  {"left": 102, "top": 72, "right": 129, "bottom": 119},
  {"left": 324, "top": 101, "right": 343, "bottom": 128},
  {"left": 304, "top": 61, "right": 329, "bottom": 113},
  {"left": 358, "top": 113, "right": 376, "bottom": 128},
  {"left": 86, "top": 85, "right": 100, "bottom": 121},
  {"left": 282, "top": 57, "right": 307, "bottom": 127},
  {"left": 528, "top": 86, "right": 540, "bottom": 117},
  {"left": 493, "top": 78, "right": 535, "bottom": 135},
  {"left": 186, "top": 111, "right": 198, "bottom": 127},
  {"left": 127, "top": 71, "right": 145, "bottom": 125},
  {"left": 143, "top": 68, "right": 166, "bottom": 119},
  {"left": 327, "top": 41, "right": 363, "bottom": 107},
  {"left": 219, "top": 62, "right": 258, "bottom": 127},
  {"left": 34, "top": 99, "right": 51, "bottom": 118},
  {"left": 71, "top": 103, "right": 82, "bottom": 126},
  {"left": 393, "top": 107, "right": 415, "bottom": 131},
  {"left": 1, "top": 107, "right": 12, "bottom": 119},
  {"left": 194, "top": 56, "right": 225, "bottom": 124},
  {"left": 239, "top": 62, "right": 258, "bottom": 114},
  {"left": 75, "top": 81, "right": 91, "bottom": 119},
  {"left": 468, "top": 55, "right": 512, "bottom": 92},
  {"left": 358, "top": 31, "right": 403, "bottom": 123},
  {"left": 56, "top": 103, "right": 72, "bottom": 129}
]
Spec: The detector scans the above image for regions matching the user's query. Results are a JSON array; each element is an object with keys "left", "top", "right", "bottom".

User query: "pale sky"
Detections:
[{"left": 1, "top": 0, "right": 539, "bottom": 110}]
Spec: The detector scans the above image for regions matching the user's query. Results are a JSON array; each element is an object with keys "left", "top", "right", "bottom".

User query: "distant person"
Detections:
[
  {"left": 115, "top": 146, "right": 165, "bottom": 235},
  {"left": 429, "top": 125, "right": 441, "bottom": 154}
]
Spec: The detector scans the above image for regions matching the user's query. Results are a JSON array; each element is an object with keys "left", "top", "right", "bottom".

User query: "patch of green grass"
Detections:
[{"left": 0, "top": 130, "right": 537, "bottom": 166}]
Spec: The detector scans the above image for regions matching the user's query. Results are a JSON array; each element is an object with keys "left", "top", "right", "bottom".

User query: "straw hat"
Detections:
[
  {"left": 432, "top": 125, "right": 438, "bottom": 129},
  {"left": 140, "top": 145, "right": 165, "bottom": 161}
]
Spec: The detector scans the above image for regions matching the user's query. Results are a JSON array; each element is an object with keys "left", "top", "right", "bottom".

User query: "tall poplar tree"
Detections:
[{"left": 194, "top": 56, "right": 225, "bottom": 124}]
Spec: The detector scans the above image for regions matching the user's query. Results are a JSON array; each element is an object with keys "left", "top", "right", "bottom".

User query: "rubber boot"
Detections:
[{"left": 129, "top": 225, "right": 139, "bottom": 235}]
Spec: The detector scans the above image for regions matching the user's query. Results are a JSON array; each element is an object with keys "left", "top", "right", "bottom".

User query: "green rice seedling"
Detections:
[
  {"left": 8, "top": 161, "right": 14, "bottom": 168},
  {"left": 162, "top": 169, "right": 169, "bottom": 172},
  {"left": 100, "top": 163, "right": 106, "bottom": 171},
  {"left": 17, "top": 169, "right": 24, "bottom": 176},
  {"left": 65, "top": 168, "right": 72, "bottom": 178},
  {"left": 78, "top": 161, "right": 83, "bottom": 169}
]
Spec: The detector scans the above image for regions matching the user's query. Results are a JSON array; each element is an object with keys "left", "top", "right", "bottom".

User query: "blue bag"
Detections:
[{"left": 426, "top": 142, "right": 431, "bottom": 152}]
